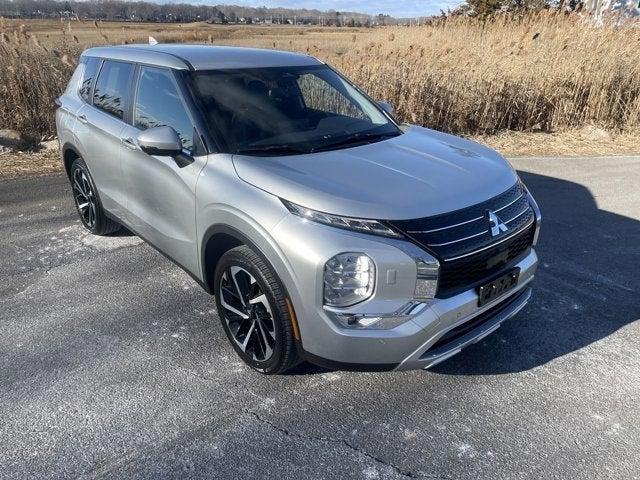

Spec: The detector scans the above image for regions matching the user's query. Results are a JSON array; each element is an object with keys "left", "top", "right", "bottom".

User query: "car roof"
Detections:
[{"left": 82, "top": 44, "right": 323, "bottom": 71}]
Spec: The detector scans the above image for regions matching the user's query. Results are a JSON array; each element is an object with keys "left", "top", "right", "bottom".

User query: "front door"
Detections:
[{"left": 120, "top": 66, "right": 206, "bottom": 275}]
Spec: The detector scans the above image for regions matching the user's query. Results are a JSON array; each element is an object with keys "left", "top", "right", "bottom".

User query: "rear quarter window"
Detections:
[
  {"left": 64, "top": 63, "right": 85, "bottom": 96},
  {"left": 79, "top": 56, "right": 101, "bottom": 103},
  {"left": 93, "top": 60, "right": 133, "bottom": 120}
]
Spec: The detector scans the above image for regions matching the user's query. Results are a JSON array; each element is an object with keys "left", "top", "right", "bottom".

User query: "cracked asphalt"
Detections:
[{"left": 1, "top": 155, "right": 639, "bottom": 479}]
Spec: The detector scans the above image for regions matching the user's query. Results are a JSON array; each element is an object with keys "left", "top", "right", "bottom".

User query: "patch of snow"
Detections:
[
  {"left": 403, "top": 429, "right": 418, "bottom": 441},
  {"left": 455, "top": 442, "right": 478, "bottom": 459},
  {"left": 362, "top": 466, "right": 379, "bottom": 479},
  {"left": 608, "top": 423, "right": 621, "bottom": 435},
  {"left": 322, "top": 372, "right": 342, "bottom": 382}
]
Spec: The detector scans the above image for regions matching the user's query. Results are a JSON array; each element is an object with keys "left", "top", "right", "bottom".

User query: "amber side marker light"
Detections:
[{"left": 285, "top": 298, "right": 301, "bottom": 341}]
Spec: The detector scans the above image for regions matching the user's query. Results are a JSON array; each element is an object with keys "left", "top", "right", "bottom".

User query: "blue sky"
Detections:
[{"left": 221, "top": 1, "right": 464, "bottom": 17}]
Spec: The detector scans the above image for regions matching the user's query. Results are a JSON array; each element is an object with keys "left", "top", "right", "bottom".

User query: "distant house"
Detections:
[{"left": 586, "top": 0, "right": 640, "bottom": 20}]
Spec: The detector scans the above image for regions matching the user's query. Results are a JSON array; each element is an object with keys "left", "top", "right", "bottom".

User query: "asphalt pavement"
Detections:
[{"left": 1, "top": 156, "right": 639, "bottom": 479}]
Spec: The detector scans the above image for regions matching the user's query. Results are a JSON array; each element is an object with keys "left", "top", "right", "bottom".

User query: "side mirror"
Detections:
[
  {"left": 378, "top": 101, "right": 394, "bottom": 115},
  {"left": 137, "top": 126, "right": 182, "bottom": 157}
]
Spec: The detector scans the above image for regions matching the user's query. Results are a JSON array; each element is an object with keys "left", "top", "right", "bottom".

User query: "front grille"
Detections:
[
  {"left": 387, "top": 182, "right": 536, "bottom": 298},
  {"left": 436, "top": 223, "right": 534, "bottom": 296}
]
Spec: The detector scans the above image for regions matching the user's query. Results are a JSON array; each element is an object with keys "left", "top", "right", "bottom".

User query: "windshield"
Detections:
[{"left": 190, "top": 65, "right": 401, "bottom": 155}]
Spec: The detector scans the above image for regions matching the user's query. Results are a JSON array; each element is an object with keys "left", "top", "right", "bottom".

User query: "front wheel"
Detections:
[{"left": 214, "top": 245, "right": 300, "bottom": 374}]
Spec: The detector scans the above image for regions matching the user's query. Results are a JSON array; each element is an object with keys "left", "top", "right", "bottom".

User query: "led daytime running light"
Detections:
[{"left": 282, "top": 199, "right": 401, "bottom": 238}]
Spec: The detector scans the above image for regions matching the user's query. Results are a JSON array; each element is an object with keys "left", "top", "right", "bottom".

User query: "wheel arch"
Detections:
[
  {"left": 201, "top": 223, "right": 305, "bottom": 359},
  {"left": 62, "top": 142, "right": 82, "bottom": 179},
  {"left": 200, "top": 224, "right": 297, "bottom": 306},
  {"left": 201, "top": 225, "right": 247, "bottom": 294}
]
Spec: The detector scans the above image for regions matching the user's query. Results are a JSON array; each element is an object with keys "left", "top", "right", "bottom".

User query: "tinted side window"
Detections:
[
  {"left": 79, "top": 57, "right": 101, "bottom": 103},
  {"left": 134, "top": 67, "right": 194, "bottom": 152},
  {"left": 93, "top": 60, "right": 133, "bottom": 120},
  {"left": 65, "top": 62, "right": 85, "bottom": 96}
]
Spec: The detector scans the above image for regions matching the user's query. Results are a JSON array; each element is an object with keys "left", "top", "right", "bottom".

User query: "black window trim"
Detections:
[
  {"left": 171, "top": 68, "right": 212, "bottom": 155},
  {"left": 175, "top": 70, "right": 218, "bottom": 155}
]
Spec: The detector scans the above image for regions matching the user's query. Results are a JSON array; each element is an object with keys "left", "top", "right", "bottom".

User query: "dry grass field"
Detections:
[{"left": 0, "top": 13, "right": 639, "bottom": 163}]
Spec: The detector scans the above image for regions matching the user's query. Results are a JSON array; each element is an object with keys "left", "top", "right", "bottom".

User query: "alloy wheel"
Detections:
[
  {"left": 219, "top": 266, "right": 276, "bottom": 362},
  {"left": 72, "top": 167, "right": 96, "bottom": 228}
]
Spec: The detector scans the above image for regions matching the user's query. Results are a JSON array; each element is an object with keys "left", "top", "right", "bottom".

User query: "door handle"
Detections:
[
  {"left": 77, "top": 114, "right": 88, "bottom": 124},
  {"left": 121, "top": 137, "right": 137, "bottom": 150}
]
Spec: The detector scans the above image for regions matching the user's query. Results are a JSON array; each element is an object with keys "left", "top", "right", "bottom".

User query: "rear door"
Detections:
[
  {"left": 75, "top": 59, "right": 134, "bottom": 217},
  {"left": 119, "top": 66, "right": 206, "bottom": 275}
]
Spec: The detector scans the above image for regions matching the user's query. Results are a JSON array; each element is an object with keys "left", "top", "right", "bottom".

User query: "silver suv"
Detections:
[{"left": 56, "top": 45, "right": 541, "bottom": 374}]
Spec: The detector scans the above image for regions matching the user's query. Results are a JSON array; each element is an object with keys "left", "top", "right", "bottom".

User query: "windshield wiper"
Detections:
[
  {"left": 312, "top": 132, "right": 400, "bottom": 153},
  {"left": 236, "top": 145, "right": 310, "bottom": 156}
]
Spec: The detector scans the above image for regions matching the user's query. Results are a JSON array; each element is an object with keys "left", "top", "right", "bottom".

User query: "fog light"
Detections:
[
  {"left": 414, "top": 259, "right": 439, "bottom": 301},
  {"left": 326, "top": 301, "right": 429, "bottom": 330},
  {"left": 324, "top": 253, "right": 375, "bottom": 307}
]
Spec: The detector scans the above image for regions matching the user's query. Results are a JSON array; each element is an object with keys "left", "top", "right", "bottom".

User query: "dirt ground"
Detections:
[{"left": 477, "top": 128, "right": 640, "bottom": 158}]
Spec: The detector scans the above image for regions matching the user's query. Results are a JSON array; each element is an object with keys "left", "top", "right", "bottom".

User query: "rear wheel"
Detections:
[
  {"left": 214, "top": 245, "right": 300, "bottom": 374},
  {"left": 70, "top": 157, "right": 120, "bottom": 235}
]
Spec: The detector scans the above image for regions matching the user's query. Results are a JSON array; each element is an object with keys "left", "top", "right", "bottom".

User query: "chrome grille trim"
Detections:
[
  {"left": 443, "top": 217, "right": 535, "bottom": 262},
  {"left": 406, "top": 191, "right": 526, "bottom": 235},
  {"left": 427, "top": 205, "right": 531, "bottom": 247},
  {"left": 407, "top": 215, "right": 484, "bottom": 234},
  {"left": 385, "top": 182, "right": 537, "bottom": 297},
  {"left": 493, "top": 192, "right": 525, "bottom": 213},
  {"left": 407, "top": 199, "right": 531, "bottom": 251},
  {"left": 427, "top": 229, "right": 486, "bottom": 247},
  {"left": 503, "top": 205, "right": 531, "bottom": 225}
]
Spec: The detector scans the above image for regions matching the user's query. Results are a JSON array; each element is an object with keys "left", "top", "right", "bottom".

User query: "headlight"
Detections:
[
  {"left": 324, "top": 253, "right": 375, "bottom": 307},
  {"left": 281, "top": 199, "right": 401, "bottom": 238}
]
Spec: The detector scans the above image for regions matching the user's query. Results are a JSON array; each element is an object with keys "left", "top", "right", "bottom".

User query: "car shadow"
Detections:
[
  {"left": 431, "top": 169, "right": 640, "bottom": 375},
  {"left": 108, "top": 226, "right": 135, "bottom": 237},
  {"left": 285, "top": 363, "right": 332, "bottom": 375}
]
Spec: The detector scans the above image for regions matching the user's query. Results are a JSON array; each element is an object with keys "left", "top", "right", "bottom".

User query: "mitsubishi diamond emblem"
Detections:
[{"left": 487, "top": 210, "right": 508, "bottom": 237}]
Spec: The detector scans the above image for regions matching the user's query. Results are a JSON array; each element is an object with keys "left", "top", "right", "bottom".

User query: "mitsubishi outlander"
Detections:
[{"left": 55, "top": 45, "right": 541, "bottom": 374}]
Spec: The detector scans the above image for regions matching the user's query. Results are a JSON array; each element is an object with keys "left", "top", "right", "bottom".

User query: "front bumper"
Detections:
[
  {"left": 396, "top": 285, "right": 531, "bottom": 370},
  {"left": 306, "top": 250, "right": 536, "bottom": 371},
  {"left": 272, "top": 212, "right": 538, "bottom": 371}
]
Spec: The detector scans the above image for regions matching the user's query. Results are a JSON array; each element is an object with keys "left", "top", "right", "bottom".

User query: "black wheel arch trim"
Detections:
[
  {"left": 61, "top": 142, "right": 82, "bottom": 177},
  {"left": 200, "top": 224, "right": 272, "bottom": 295},
  {"left": 63, "top": 146, "right": 108, "bottom": 214}
]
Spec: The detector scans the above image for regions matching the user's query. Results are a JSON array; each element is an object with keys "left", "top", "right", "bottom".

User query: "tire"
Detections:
[
  {"left": 214, "top": 245, "right": 300, "bottom": 374},
  {"left": 69, "top": 157, "right": 120, "bottom": 235}
]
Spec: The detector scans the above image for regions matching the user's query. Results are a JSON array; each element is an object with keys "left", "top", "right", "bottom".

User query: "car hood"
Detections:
[{"left": 232, "top": 125, "right": 519, "bottom": 220}]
